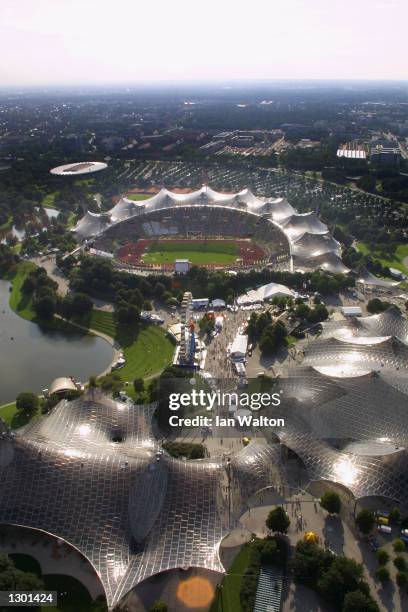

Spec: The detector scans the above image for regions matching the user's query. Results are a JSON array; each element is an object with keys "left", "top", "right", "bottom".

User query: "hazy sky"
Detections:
[{"left": 1, "top": 0, "right": 407, "bottom": 86}]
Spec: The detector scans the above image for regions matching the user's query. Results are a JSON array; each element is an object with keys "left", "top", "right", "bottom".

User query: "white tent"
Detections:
[
  {"left": 237, "top": 282, "right": 294, "bottom": 305},
  {"left": 230, "top": 334, "right": 248, "bottom": 360}
]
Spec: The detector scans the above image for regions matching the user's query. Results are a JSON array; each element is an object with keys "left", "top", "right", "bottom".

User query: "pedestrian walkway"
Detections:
[{"left": 254, "top": 565, "right": 283, "bottom": 612}]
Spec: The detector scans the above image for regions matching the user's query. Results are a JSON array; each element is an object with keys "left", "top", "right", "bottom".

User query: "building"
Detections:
[
  {"left": 73, "top": 185, "right": 347, "bottom": 274},
  {"left": 230, "top": 334, "right": 248, "bottom": 361},
  {"left": 174, "top": 259, "right": 190, "bottom": 274},
  {"left": 341, "top": 306, "right": 363, "bottom": 317},
  {"left": 369, "top": 139, "right": 401, "bottom": 165},
  {"left": 337, "top": 142, "right": 367, "bottom": 160}
]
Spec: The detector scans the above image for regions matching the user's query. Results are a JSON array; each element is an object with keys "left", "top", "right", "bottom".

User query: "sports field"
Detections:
[
  {"left": 144, "top": 239, "right": 238, "bottom": 265},
  {"left": 126, "top": 193, "right": 152, "bottom": 201},
  {"left": 118, "top": 239, "right": 266, "bottom": 268}
]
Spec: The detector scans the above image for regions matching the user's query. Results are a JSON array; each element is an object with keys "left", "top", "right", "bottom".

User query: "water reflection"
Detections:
[{"left": 0, "top": 279, "right": 113, "bottom": 404}]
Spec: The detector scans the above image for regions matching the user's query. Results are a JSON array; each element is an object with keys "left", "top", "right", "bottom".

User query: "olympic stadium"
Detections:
[{"left": 73, "top": 186, "right": 350, "bottom": 274}]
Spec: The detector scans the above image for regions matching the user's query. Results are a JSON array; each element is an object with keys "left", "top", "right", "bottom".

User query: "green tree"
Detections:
[
  {"left": 396, "top": 571, "right": 408, "bottom": 588},
  {"left": 308, "top": 303, "right": 329, "bottom": 323},
  {"left": 154, "top": 282, "right": 166, "bottom": 299},
  {"left": 393, "top": 538, "right": 405, "bottom": 553},
  {"left": 375, "top": 566, "right": 390, "bottom": 583},
  {"left": 291, "top": 540, "right": 333, "bottom": 588},
  {"left": 266, "top": 507, "right": 290, "bottom": 534},
  {"left": 0, "top": 554, "right": 44, "bottom": 591},
  {"left": 376, "top": 548, "right": 389, "bottom": 565},
  {"left": 320, "top": 491, "right": 341, "bottom": 515},
  {"left": 296, "top": 302, "right": 311, "bottom": 319},
  {"left": 355, "top": 509, "right": 375, "bottom": 535},
  {"left": 70, "top": 292, "right": 93, "bottom": 317},
  {"left": 394, "top": 556, "right": 407, "bottom": 572},
  {"left": 389, "top": 507, "right": 401, "bottom": 525},
  {"left": 33, "top": 293, "right": 56, "bottom": 319},
  {"left": 317, "top": 556, "right": 367, "bottom": 608},
  {"left": 367, "top": 298, "right": 389, "bottom": 314},
  {"left": 342, "top": 589, "right": 379, "bottom": 612},
  {"left": 133, "top": 378, "right": 144, "bottom": 394},
  {"left": 88, "top": 375, "right": 97, "bottom": 388},
  {"left": 16, "top": 391, "right": 39, "bottom": 415}
]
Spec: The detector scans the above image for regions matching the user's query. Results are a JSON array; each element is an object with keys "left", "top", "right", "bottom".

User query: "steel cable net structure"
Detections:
[
  {"left": 259, "top": 307, "right": 408, "bottom": 509},
  {"left": 73, "top": 185, "right": 349, "bottom": 273},
  {"left": 0, "top": 391, "right": 282, "bottom": 609},
  {"left": 265, "top": 366, "right": 408, "bottom": 507}
]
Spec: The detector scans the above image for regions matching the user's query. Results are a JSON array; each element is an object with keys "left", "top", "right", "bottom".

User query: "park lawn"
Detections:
[
  {"left": 0, "top": 401, "right": 41, "bottom": 429},
  {"left": 126, "top": 193, "right": 152, "bottom": 201},
  {"left": 8, "top": 261, "right": 37, "bottom": 321},
  {"left": 210, "top": 544, "right": 252, "bottom": 612},
  {"left": 0, "top": 402, "right": 17, "bottom": 425},
  {"left": 89, "top": 310, "right": 175, "bottom": 380},
  {"left": 357, "top": 242, "right": 408, "bottom": 275},
  {"left": 7, "top": 262, "right": 89, "bottom": 338}
]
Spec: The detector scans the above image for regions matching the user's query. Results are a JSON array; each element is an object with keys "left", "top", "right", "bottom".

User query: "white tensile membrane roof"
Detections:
[
  {"left": 50, "top": 161, "right": 108, "bottom": 175},
  {"left": 356, "top": 267, "right": 400, "bottom": 288},
  {"left": 237, "top": 282, "right": 294, "bottom": 305},
  {"left": 73, "top": 185, "right": 371, "bottom": 276}
]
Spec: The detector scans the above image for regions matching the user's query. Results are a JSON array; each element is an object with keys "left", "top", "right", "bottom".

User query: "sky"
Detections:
[{"left": 0, "top": 0, "right": 407, "bottom": 86}]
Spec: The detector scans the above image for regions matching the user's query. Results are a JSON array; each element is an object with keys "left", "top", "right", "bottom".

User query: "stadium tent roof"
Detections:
[
  {"left": 356, "top": 267, "right": 400, "bottom": 288},
  {"left": 260, "top": 197, "right": 296, "bottom": 222},
  {"left": 73, "top": 186, "right": 337, "bottom": 274},
  {"left": 74, "top": 211, "right": 112, "bottom": 240},
  {"left": 303, "top": 252, "right": 351, "bottom": 274},
  {"left": 280, "top": 212, "right": 328, "bottom": 241},
  {"left": 230, "top": 334, "right": 248, "bottom": 359},
  {"left": 237, "top": 282, "right": 294, "bottom": 305},
  {"left": 110, "top": 197, "right": 146, "bottom": 222},
  {"left": 290, "top": 232, "right": 341, "bottom": 258}
]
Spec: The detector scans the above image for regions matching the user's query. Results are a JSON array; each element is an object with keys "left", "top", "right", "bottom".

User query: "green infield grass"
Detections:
[
  {"left": 143, "top": 239, "right": 238, "bottom": 265},
  {"left": 126, "top": 193, "right": 152, "bottom": 201}
]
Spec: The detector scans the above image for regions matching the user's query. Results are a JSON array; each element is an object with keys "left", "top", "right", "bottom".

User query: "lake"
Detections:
[{"left": 0, "top": 279, "right": 114, "bottom": 404}]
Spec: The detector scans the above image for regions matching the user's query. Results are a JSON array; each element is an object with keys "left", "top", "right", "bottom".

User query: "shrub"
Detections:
[
  {"left": 342, "top": 589, "right": 379, "bottom": 612},
  {"left": 266, "top": 507, "right": 290, "bottom": 533},
  {"left": 375, "top": 566, "right": 390, "bottom": 583},
  {"left": 355, "top": 509, "right": 375, "bottom": 535},
  {"left": 392, "top": 538, "right": 405, "bottom": 553},
  {"left": 376, "top": 548, "right": 389, "bottom": 565},
  {"left": 396, "top": 571, "right": 408, "bottom": 588},
  {"left": 320, "top": 491, "right": 341, "bottom": 515},
  {"left": 393, "top": 556, "right": 407, "bottom": 572},
  {"left": 16, "top": 392, "right": 39, "bottom": 415},
  {"left": 291, "top": 540, "right": 333, "bottom": 589}
]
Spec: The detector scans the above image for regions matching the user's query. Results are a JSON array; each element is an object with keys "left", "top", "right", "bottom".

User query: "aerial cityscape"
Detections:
[{"left": 1, "top": 1, "right": 408, "bottom": 612}]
